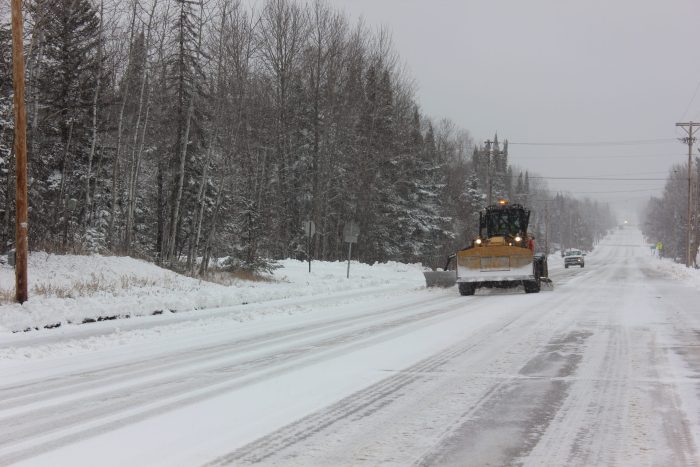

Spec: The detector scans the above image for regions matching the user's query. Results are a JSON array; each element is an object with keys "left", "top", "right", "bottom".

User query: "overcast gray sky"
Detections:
[{"left": 332, "top": 0, "right": 700, "bottom": 216}]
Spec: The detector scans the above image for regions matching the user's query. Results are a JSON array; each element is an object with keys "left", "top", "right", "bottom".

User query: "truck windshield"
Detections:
[{"left": 486, "top": 211, "right": 524, "bottom": 237}]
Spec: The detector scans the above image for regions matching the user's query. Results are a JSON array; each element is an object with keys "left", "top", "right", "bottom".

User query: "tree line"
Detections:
[
  {"left": 642, "top": 160, "right": 699, "bottom": 265},
  {"left": 0, "top": 0, "right": 615, "bottom": 274}
]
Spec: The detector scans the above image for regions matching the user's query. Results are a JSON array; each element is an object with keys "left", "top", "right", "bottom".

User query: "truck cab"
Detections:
[{"left": 563, "top": 249, "right": 585, "bottom": 268}]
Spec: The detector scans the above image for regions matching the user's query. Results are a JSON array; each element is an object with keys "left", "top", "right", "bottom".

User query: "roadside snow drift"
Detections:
[{"left": 0, "top": 253, "right": 425, "bottom": 333}]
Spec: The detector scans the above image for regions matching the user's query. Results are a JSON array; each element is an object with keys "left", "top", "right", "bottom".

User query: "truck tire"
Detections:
[
  {"left": 459, "top": 283, "right": 475, "bottom": 296},
  {"left": 524, "top": 279, "right": 541, "bottom": 293}
]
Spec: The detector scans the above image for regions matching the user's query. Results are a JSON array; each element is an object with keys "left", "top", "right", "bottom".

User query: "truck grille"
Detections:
[{"left": 480, "top": 256, "right": 510, "bottom": 271}]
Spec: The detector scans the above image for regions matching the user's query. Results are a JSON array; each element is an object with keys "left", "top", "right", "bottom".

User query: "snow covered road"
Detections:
[{"left": 2, "top": 228, "right": 700, "bottom": 466}]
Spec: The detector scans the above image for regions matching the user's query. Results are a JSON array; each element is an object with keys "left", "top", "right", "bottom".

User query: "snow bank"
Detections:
[
  {"left": 643, "top": 255, "right": 700, "bottom": 289},
  {"left": 0, "top": 253, "right": 425, "bottom": 333}
]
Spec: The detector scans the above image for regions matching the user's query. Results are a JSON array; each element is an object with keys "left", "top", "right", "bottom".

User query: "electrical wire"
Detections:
[
  {"left": 509, "top": 139, "right": 676, "bottom": 147},
  {"left": 526, "top": 176, "right": 666, "bottom": 181},
  {"left": 557, "top": 188, "right": 662, "bottom": 194},
  {"left": 680, "top": 76, "right": 700, "bottom": 121},
  {"left": 510, "top": 170, "right": 669, "bottom": 178},
  {"left": 512, "top": 153, "right": 686, "bottom": 160},
  {"left": 586, "top": 171, "right": 668, "bottom": 177}
]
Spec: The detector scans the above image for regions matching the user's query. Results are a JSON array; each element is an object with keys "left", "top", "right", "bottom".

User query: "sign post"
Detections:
[
  {"left": 343, "top": 221, "right": 360, "bottom": 278},
  {"left": 303, "top": 220, "right": 315, "bottom": 273}
]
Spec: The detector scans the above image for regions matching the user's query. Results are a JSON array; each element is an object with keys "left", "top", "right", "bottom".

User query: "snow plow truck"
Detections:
[{"left": 424, "top": 200, "right": 551, "bottom": 295}]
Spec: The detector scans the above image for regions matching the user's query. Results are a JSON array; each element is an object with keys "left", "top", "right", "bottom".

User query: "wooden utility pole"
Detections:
[
  {"left": 544, "top": 199, "right": 550, "bottom": 255},
  {"left": 11, "top": 0, "right": 29, "bottom": 303},
  {"left": 484, "top": 140, "right": 493, "bottom": 206},
  {"left": 676, "top": 122, "right": 699, "bottom": 268}
]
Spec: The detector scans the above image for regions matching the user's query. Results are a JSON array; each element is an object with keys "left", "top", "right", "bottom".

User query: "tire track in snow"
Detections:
[
  {"left": 204, "top": 277, "right": 600, "bottom": 466},
  {"left": 204, "top": 315, "right": 527, "bottom": 466},
  {"left": 412, "top": 257, "right": 626, "bottom": 467},
  {"left": 643, "top": 268, "right": 700, "bottom": 465},
  {"left": 514, "top": 253, "right": 636, "bottom": 465},
  {"left": 0, "top": 283, "right": 414, "bottom": 350},
  {"left": 0, "top": 292, "right": 442, "bottom": 411},
  {"left": 521, "top": 248, "right": 699, "bottom": 466},
  {"left": 0, "top": 294, "right": 470, "bottom": 465}
]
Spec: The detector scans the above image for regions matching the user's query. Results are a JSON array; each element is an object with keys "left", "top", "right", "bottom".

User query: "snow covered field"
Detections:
[
  {"left": 0, "top": 254, "right": 425, "bottom": 333},
  {"left": 1, "top": 228, "right": 700, "bottom": 466}
]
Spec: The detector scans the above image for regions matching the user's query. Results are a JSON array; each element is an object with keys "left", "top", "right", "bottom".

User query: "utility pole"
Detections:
[
  {"left": 484, "top": 140, "right": 493, "bottom": 205},
  {"left": 11, "top": 0, "right": 29, "bottom": 303},
  {"left": 676, "top": 122, "right": 698, "bottom": 268},
  {"left": 544, "top": 199, "right": 550, "bottom": 255}
]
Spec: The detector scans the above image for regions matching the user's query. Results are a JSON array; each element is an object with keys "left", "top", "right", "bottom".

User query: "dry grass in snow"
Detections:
[{"left": 0, "top": 252, "right": 425, "bottom": 333}]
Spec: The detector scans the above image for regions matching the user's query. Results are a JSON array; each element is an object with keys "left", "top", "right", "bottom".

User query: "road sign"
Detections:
[
  {"left": 303, "top": 220, "right": 315, "bottom": 273},
  {"left": 303, "top": 220, "right": 315, "bottom": 237},
  {"left": 343, "top": 221, "right": 360, "bottom": 278},
  {"left": 343, "top": 221, "right": 360, "bottom": 243}
]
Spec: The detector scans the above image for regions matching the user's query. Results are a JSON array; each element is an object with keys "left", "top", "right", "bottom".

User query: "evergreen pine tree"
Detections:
[
  {"left": 29, "top": 0, "right": 103, "bottom": 247},
  {"left": 163, "top": 0, "right": 207, "bottom": 263},
  {"left": 515, "top": 172, "right": 524, "bottom": 204},
  {"left": 0, "top": 23, "right": 13, "bottom": 248}
]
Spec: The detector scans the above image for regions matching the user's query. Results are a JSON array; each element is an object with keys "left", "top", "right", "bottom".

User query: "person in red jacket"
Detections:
[{"left": 527, "top": 236, "right": 535, "bottom": 252}]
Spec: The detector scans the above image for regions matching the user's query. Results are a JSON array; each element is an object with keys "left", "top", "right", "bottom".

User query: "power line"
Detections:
[
  {"left": 590, "top": 171, "right": 668, "bottom": 176},
  {"left": 586, "top": 196, "right": 654, "bottom": 201},
  {"left": 510, "top": 170, "right": 668, "bottom": 177},
  {"left": 509, "top": 138, "right": 675, "bottom": 147},
  {"left": 513, "top": 153, "right": 687, "bottom": 159},
  {"left": 562, "top": 188, "right": 663, "bottom": 194},
  {"left": 680, "top": 76, "right": 700, "bottom": 121},
  {"left": 526, "top": 176, "right": 666, "bottom": 181}
]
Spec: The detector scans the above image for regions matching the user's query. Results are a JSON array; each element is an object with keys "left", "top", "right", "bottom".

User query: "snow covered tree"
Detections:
[
  {"left": 643, "top": 162, "right": 698, "bottom": 264},
  {"left": 0, "top": 22, "right": 14, "bottom": 249},
  {"left": 27, "top": 0, "right": 104, "bottom": 249},
  {"left": 459, "top": 171, "right": 486, "bottom": 242},
  {"left": 156, "top": 0, "right": 208, "bottom": 265},
  {"left": 256, "top": 0, "right": 308, "bottom": 258}
]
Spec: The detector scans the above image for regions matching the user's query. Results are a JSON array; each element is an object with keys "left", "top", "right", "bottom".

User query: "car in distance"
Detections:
[{"left": 564, "top": 249, "right": 585, "bottom": 268}]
